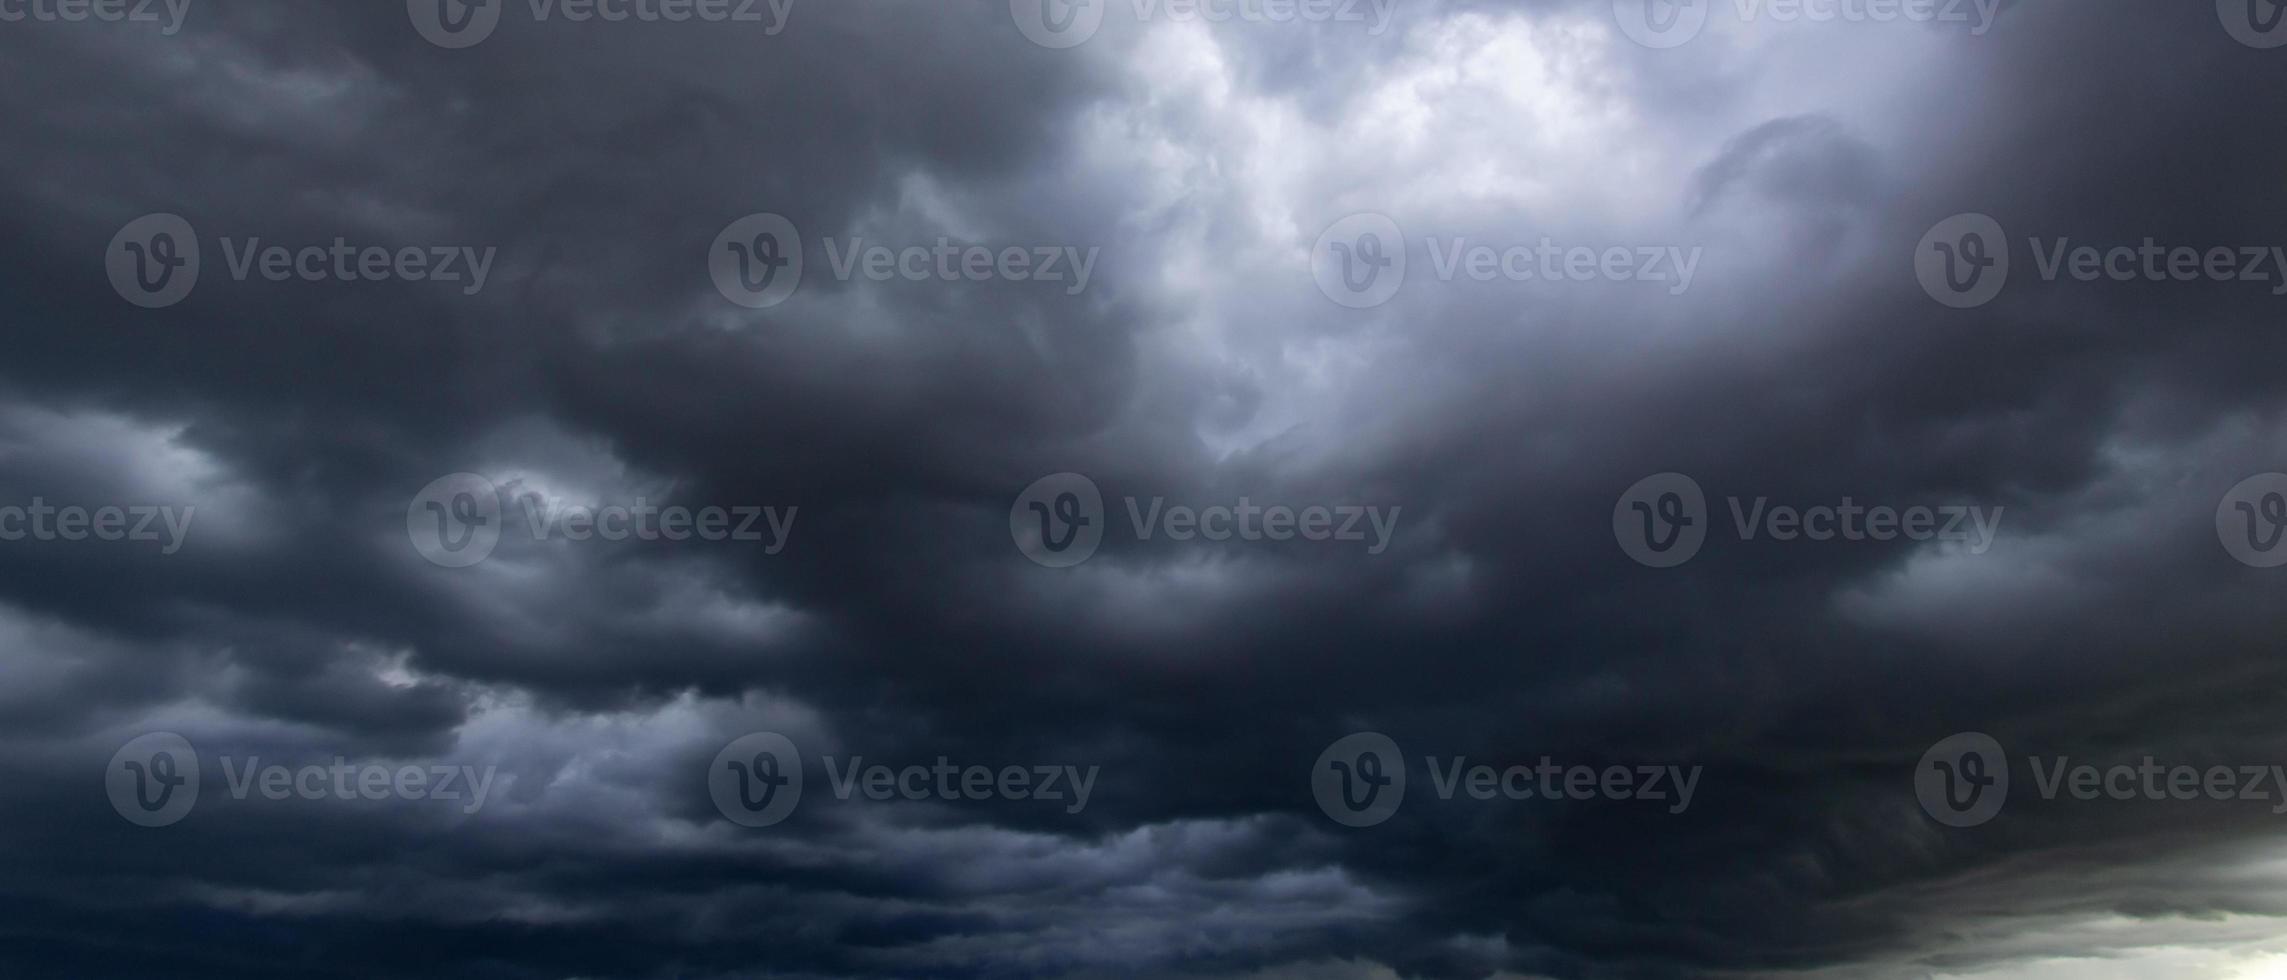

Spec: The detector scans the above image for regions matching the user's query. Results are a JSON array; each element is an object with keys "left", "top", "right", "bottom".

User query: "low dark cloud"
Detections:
[{"left": 3, "top": 1, "right": 2286, "bottom": 977}]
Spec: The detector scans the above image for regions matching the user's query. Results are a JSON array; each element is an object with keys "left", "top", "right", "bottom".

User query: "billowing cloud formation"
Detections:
[{"left": 4, "top": 0, "right": 2287, "bottom": 977}]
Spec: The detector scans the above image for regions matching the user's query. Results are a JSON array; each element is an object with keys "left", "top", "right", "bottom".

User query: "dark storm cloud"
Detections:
[{"left": 3, "top": 0, "right": 2287, "bottom": 978}]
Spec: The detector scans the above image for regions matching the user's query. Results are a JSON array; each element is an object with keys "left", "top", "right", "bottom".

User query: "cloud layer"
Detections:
[{"left": 5, "top": 1, "right": 2287, "bottom": 977}]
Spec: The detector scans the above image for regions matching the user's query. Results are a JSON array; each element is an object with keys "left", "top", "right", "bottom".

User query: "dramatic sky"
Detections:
[{"left": 7, "top": 0, "right": 2287, "bottom": 977}]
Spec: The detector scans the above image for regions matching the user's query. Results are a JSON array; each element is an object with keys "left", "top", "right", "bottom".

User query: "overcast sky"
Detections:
[{"left": 7, "top": 0, "right": 2287, "bottom": 977}]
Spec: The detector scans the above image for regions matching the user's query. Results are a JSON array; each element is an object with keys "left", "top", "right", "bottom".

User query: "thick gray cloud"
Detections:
[{"left": 2, "top": 0, "right": 2286, "bottom": 977}]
